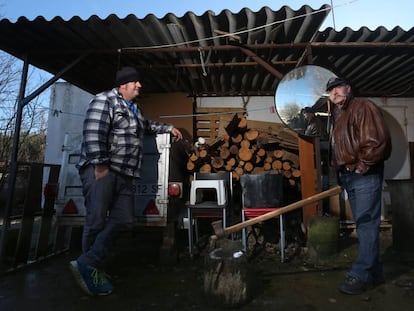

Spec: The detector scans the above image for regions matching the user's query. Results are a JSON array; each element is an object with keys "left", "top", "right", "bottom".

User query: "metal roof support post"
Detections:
[
  {"left": 19, "top": 53, "right": 90, "bottom": 105},
  {"left": 0, "top": 55, "right": 29, "bottom": 262}
]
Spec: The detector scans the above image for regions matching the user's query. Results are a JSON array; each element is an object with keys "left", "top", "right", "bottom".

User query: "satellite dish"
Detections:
[{"left": 274, "top": 65, "right": 337, "bottom": 135}]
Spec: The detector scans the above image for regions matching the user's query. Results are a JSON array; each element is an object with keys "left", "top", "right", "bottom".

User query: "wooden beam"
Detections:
[
  {"left": 238, "top": 46, "right": 284, "bottom": 80},
  {"left": 298, "top": 136, "right": 318, "bottom": 229},
  {"left": 28, "top": 42, "right": 414, "bottom": 55}
]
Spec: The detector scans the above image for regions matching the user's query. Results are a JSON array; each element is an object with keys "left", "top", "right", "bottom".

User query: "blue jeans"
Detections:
[
  {"left": 339, "top": 168, "right": 384, "bottom": 283},
  {"left": 78, "top": 165, "right": 135, "bottom": 269}
]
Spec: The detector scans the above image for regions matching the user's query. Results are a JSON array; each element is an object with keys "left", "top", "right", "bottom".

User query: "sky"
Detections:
[{"left": 0, "top": 0, "right": 413, "bottom": 31}]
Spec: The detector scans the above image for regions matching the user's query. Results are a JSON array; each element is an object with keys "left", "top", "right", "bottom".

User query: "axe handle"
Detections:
[{"left": 214, "top": 185, "right": 342, "bottom": 238}]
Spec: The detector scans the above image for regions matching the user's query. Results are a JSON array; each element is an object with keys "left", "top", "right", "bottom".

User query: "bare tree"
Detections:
[{"left": 0, "top": 51, "right": 48, "bottom": 199}]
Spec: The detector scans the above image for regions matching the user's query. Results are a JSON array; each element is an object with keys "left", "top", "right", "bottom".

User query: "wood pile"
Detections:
[{"left": 187, "top": 113, "right": 301, "bottom": 187}]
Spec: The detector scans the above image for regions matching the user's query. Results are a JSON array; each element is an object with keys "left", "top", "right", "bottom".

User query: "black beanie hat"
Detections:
[{"left": 115, "top": 66, "right": 140, "bottom": 86}]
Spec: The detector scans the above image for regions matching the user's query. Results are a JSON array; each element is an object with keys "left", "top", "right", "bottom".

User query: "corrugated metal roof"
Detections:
[
  {"left": 313, "top": 26, "right": 414, "bottom": 97},
  {"left": 0, "top": 4, "right": 413, "bottom": 98}
]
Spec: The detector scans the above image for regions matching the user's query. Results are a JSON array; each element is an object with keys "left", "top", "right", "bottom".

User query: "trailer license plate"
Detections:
[{"left": 134, "top": 184, "right": 161, "bottom": 195}]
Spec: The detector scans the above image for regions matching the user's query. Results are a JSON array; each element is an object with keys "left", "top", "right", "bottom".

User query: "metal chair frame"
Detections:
[
  {"left": 240, "top": 173, "right": 285, "bottom": 262},
  {"left": 186, "top": 172, "right": 233, "bottom": 256}
]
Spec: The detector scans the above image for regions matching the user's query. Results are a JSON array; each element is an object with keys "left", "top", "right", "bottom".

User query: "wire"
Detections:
[
  {"left": 159, "top": 106, "right": 276, "bottom": 119},
  {"left": 46, "top": 108, "right": 86, "bottom": 118},
  {"left": 122, "top": 5, "right": 333, "bottom": 51},
  {"left": 122, "top": 1, "right": 360, "bottom": 52}
]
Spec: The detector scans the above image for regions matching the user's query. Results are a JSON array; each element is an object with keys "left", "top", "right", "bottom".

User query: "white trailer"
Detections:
[{"left": 45, "top": 82, "right": 187, "bottom": 253}]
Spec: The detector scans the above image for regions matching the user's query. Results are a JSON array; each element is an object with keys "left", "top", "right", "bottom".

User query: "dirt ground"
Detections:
[{"left": 1, "top": 227, "right": 414, "bottom": 311}]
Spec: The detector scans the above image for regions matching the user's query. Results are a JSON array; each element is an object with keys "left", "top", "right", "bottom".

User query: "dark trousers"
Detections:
[{"left": 77, "top": 165, "right": 135, "bottom": 269}]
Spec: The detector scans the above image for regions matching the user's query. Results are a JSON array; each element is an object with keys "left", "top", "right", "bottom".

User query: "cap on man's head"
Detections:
[
  {"left": 326, "top": 77, "right": 349, "bottom": 92},
  {"left": 115, "top": 66, "right": 140, "bottom": 86}
]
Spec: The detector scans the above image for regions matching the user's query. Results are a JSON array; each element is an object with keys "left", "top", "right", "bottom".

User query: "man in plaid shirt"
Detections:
[{"left": 70, "top": 66, "right": 182, "bottom": 296}]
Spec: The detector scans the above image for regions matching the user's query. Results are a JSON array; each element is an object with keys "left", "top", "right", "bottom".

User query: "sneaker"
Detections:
[
  {"left": 338, "top": 276, "right": 368, "bottom": 295},
  {"left": 69, "top": 260, "right": 113, "bottom": 296}
]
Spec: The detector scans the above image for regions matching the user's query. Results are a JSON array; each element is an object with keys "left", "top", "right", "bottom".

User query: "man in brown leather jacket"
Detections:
[
  {"left": 303, "top": 106, "right": 328, "bottom": 139},
  {"left": 327, "top": 77, "right": 392, "bottom": 295}
]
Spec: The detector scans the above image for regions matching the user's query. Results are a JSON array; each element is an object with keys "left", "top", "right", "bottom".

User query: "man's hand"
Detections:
[
  {"left": 171, "top": 127, "right": 183, "bottom": 142},
  {"left": 94, "top": 164, "right": 109, "bottom": 180}
]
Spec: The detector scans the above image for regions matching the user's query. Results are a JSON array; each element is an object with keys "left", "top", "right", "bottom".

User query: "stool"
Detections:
[
  {"left": 187, "top": 179, "right": 228, "bottom": 257},
  {"left": 190, "top": 179, "right": 226, "bottom": 205}
]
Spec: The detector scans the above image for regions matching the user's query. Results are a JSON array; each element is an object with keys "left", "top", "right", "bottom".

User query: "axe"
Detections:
[{"left": 211, "top": 185, "right": 342, "bottom": 240}]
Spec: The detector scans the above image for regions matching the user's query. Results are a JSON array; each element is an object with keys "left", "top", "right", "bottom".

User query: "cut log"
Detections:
[
  {"left": 222, "top": 138, "right": 230, "bottom": 148},
  {"left": 283, "top": 170, "right": 292, "bottom": 179},
  {"left": 272, "top": 160, "right": 282, "bottom": 170},
  {"left": 256, "top": 148, "right": 266, "bottom": 158},
  {"left": 220, "top": 147, "right": 230, "bottom": 159},
  {"left": 234, "top": 167, "right": 244, "bottom": 176},
  {"left": 292, "top": 169, "right": 301, "bottom": 178},
  {"left": 199, "top": 163, "right": 212, "bottom": 173},
  {"left": 187, "top": 160, "right": 195, "bottom": 171},
  {"left": 245, "top": 129, "right": 259, "bottom": 141},
  {"left": 189, "top": 153, "right": 198, "bottom": 162},
  {"left": 254, "top": 155, "right": 262, "bottom": 164},
  {"left": 238, "top": 147, "right": 253, "bottom": 162},
  {"left": 211, "top": 157, "right": 224, "bottom": 169},
  {"left": 226, "top": 157, "right": 236, "bottom": 167},
  {"left": 240, "top": 140, "right": 250, "bottom": 149},
  {"left": 238, "top": 116, "right": 247, "bottom": 129},
  {"left": 224, "top": 158, "right": 236, "bottom": 171},
  {"left": 199, "top": 149, "right": 208, "bottom": 158},
  {"left": 225, "top": 163, "right": 234, "bottom": 171},
  {"left": 232, "top": 133, "right": 243, "bottom": 144},
  {"left": 244, "top": 162, "right": 254, "bottom": 172},
  {"left": 282, "top": 161, "right": 291, "bottom": 171},
  {"left": 273, "top": 150, "right": 284, "bottom": 159},
  {"left": 229, "top": 144, "right": 239, "bottom": 155}
]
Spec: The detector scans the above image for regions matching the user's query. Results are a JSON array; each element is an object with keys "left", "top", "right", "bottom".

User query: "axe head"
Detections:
[{"left": 211, "top": 220, "right": 226, "bottom": 239}]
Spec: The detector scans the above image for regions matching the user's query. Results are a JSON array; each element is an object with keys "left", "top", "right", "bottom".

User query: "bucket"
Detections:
[{"left": 306, "top": 216, "right": 340, "bottom": 263}]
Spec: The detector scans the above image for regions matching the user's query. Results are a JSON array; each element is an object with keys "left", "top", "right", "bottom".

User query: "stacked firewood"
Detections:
[{"left": 187, "top": 114, "right": 301, "bottom": 187}]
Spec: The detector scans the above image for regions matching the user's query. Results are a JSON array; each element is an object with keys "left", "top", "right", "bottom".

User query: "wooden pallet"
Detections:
[{"left": 195, "top": 107, "right": 242, "bottom": 144}]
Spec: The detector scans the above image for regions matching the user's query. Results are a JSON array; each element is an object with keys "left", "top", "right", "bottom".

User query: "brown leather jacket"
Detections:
[
  {"left": 305, "top": 116, "right": 328, "bottom": 140},
  {"left": 333, "top": 97, "right": 392, "bottom": 175}
]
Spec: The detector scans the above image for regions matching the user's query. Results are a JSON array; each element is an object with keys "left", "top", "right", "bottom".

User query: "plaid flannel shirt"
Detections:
[{"left": 78, "top": 88, "right": 173, "bottom": 177}]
